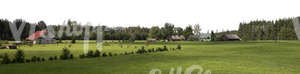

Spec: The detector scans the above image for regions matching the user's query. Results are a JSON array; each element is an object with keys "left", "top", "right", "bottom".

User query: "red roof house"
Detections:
[{"left": 26, "top": 30, "right": 56, "bottom": 44}]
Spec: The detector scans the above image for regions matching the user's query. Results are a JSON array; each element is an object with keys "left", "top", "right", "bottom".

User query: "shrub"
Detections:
[
  {"left": 136, "top": 46, "right": 146, "bottom": 54},
  {"left": 114, "top": 53, "right": 118, "bottom": 56},
  {"left": 0, "top": 55, "right": 3, "bottom": 58},
  {"left": 48, "top": 57, "right": 53, "bottom": 61},
  {"left": 157, "top": 47, "right": 163, "bottom": 51},
  {"left": 14, "top": 50, "right": 25, "bottom": 63},
  {"left": 79, "top": 54, "right": 85, "bottom": 59},
  {"left": 109, "top": 52, "right": 113, "bottom": 56},
  {"left": 41, "top": 58, "right": 46, "bottom": 61},
  {"left": 60, "top": 48, "right": 71, "bottom": 60},
  {"left": 94, "top": 50, "right": 101, "bottom": 57},
  {"left": 58, "top": 39, "right": 63, "bottom": 43},
  {"left": 147, "top": 49, "right": 152, "bottom": 53},
  {"left": 11, "top": 59, "right": 16, "bottom": 63},
  {"left": 70, "top": 54, "right": 74, "bottom": 59},
  {"left": 120, "top": 53, "right": 124, "bottom": 55},
  {"left": 163, "top": 46, "right": 168, "bottom": 51},
  {"left": 36, "top": 57, "right": 41, "bottom": 62},
  {"left": 102, "top": 52, "right": 108, "bottom": 57},
  {"left": 54, "top": 56, "right": 58, "bottom": 60},
  {"left": 102, "top": 42, "right": 110, "bottom": 46},
  {"left": 31, "top": 56, "right": 37, "bottom": 62},
  {"left": 151, "top": 48, "right": 155, "bottom": 52},
  {"left": 177, "top": 44, "right": 181, "bottom": 50},
  {"left": 1, "top": 53, "right": 11, "bottom": 64},
  {"left": 87, "top": 50, "right": 94, "bottom": 58},
  {"left": 25, "top": 59, "right": 31, "bottom": 63},
  {"left": 71, "top": 36, "right": 76, "bottom": 44}
]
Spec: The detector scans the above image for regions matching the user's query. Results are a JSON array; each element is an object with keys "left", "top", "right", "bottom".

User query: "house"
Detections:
[
  {"left": 147, "top": 38, "right": 157, "bottom": 42},
  {"left": 221, "top": 34, "right": 241, "bottom": 41},
  {"left": 26, "top": 30, "right": 57, "bottom": 44},
  {"left": 169, "top": 35, "right": 185, "bottom": 41}
]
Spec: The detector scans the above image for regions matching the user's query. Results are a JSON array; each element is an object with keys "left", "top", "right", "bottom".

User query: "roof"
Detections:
[
  {"left": 26, "top": 30, "right": 55, "bottom": 40},
  {"left": 170, "top": 35, "right": 185, "bottom": 40},
  {"left": 222, "top": 34, "right": 241, "bottom": 40}
]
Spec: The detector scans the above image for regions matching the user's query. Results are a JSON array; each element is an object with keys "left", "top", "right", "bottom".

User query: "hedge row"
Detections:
[{"left": 1, "top": 44, "right": 182, "bottom": 64}]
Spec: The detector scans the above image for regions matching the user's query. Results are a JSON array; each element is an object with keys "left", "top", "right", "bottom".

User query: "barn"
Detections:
[
  {"left": 26, "top": 30, "right": 57, "bottom": 44},
  {"left": 169, "top": 35, "right": 185, "bottom": 41},
  {"left": 221, "top": 34, "right": 241, "bottom": 41}
]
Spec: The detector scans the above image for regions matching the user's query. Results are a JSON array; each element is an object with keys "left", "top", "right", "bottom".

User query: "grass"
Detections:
[{"left": 0, "top": 40, "right": 300, "bottom": 74}]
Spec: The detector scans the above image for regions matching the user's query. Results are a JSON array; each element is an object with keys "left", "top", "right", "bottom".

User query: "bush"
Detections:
[
  {"left": 58, "top": 39, "right": 63, "bottom": 43},
  {"left": 172, "top": 48, "right": 176, "bottom": 51},
  {"left": 79, "top": 54, "right": 85, "bottom": 59},
  {"left": 1, "top": 53, "right": 11, "bottom": 64},
  {"left": 157, "top": 47, "right": 163, "bottom": 51},
  {"left": 102, "top": 52, "right": 108, "bottom": 57},
  {"left": 102, "top": 42, "right": 110, "bottom": 46},
  {"left": 48, "top": 57, "right": 53, "bottom": 61},
  {"left": 120, "top": 53, "right": 124, "bottom": 55},
  {"left": 41, "top": 58, "right": 46, "bottom": 61},
  {"left": 109, "top": 52, "right": 113, "bottom": 56},
  {"left": 60, "top": 48, "right": 71, "bottom": 60},
  {"left": 11, "top": 59, "right": 16, "bottom": 63},
  {"left": 94, "top": 50, "right": 101, "bottom": 57},
  {"left": 31, "top": 56, "right": 37, "bottom": 62},
  {"left": 54, "top": 56, "right": 58, "bottom": 60},
  {"left": 87, "top": 50, "right": 94, "bottom": 58},
  {"left": 147, "top": 49, "right": 152, "bottom": 53},
  {"left": 136, "top": 46, "right": 146, "bottom": 54},
  {"left": 70, "top": 54, "right": 74, "bottom": 59},
  {"left": 163, "top": 46, "right": 168, "bottom": 51},
  {"left": 36, "top": 57, "right": 41, "bottom": 62},
  {"left": 114, "top": 53, "right": 118, "bottom": 56},
  {"left": 177, "top": 44, "right": 181, "bottom": 50},
  {"left": 151, "top": 48, "right": 155, "bottom": 52},
  {"left": 14, "top": 50, "right": 25, "bottom": 63},
  {"left": 25, "top": 59, "right": 31, "bottom": 63},
  {"left": 71, "top": 37, "right": 76, "bottom": 44}
]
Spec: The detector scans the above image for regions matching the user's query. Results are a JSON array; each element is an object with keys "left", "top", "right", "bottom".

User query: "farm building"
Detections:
[
  {"left": 147, "top": 38, "right": 157, "bottom": 42},
  {"left": 169, "top": 35, "right": 185, "bottom": 41},
  {"left": 220, "top": 34, "right": 241, "bottom": 41},
  {"left": 26, "top": 30, "right": 57, "bottom": 44}
]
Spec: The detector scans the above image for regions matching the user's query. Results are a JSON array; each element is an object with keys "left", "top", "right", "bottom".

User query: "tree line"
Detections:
[
  {"left": 238, "top": 17, "right": 299, "bottom": 40},
  {"left": 0, "top": 19, "right": 199, "bottom": 41}
]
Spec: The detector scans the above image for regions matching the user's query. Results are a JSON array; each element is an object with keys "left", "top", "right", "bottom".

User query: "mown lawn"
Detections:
[{"left": 0, "top": 40, "right": 300, "bottom": 74}]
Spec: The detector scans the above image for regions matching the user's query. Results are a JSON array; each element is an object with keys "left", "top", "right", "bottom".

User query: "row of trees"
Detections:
[
  {"left": 0, "top": 19, "right": 48, "bottom": 40},
  {"left": 1, "top": 45, "right": 182, "bottom": 64},
  {"left": 0, "top": 19, "right": 202, "bottom": 41},
  {"left": 148, "top": 23, "right": 199, "bottom": 40},
  {"left": 238, "top": 17, "right": 298, "bottom": 40}
]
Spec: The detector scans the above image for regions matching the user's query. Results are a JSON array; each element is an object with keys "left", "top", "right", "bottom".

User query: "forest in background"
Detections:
[
  {"left": 0, "top": 19, "right": 195, "bottom": 42},
  {"left": 1, "top": 17, "right": 300, "bottom": 41},
  {"left": 238, "top": 17, "right": 299, "bottom": 40}
]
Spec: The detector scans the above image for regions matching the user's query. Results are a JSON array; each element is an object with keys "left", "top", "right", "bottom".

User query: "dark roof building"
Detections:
[{"left": 221, "top": 34, "right": 241, "bottom": 41}]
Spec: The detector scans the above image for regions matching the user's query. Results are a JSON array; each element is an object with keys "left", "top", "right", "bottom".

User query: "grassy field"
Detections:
[{"left": 0, "top": 40, "right": 300, "bottom": 74}]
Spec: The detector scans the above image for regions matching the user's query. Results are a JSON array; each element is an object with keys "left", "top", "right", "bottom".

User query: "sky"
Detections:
[{"left": 1, "top": 0, "right": 300, "bottom": 32}]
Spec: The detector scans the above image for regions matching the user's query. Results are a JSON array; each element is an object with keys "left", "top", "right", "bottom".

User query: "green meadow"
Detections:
[{"left": 0, "top": 40, "right": 300, "bottom": 74}]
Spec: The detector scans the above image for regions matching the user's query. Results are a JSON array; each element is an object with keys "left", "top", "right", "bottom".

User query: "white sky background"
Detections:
[{"left": 1, "top": 0, "right": 300, "bottom": 32}]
